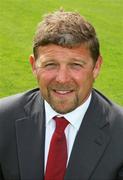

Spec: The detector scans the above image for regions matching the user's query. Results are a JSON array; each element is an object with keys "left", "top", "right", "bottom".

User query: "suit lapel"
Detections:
[
  {"left": 15, "top": 92, "right": 45, "bottom": 180},
  {"left": 65, "top": 90, "right": 111, "bottom": 180}
]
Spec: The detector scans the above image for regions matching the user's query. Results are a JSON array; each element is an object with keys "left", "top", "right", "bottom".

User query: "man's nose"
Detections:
[{"left": 55, "top": 66, "right": 70, "bottom": 83}]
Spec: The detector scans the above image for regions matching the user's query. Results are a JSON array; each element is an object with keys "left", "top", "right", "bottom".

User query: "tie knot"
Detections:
[{"left": 53, "top": 116, "right": 69, "bottom": 134}]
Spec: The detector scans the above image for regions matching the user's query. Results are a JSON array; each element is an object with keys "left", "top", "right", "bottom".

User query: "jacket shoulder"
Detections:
[
  {"left": 0, "top": 88, "right": 40, "bottom": 118},
  {"left": 93, "top": 89, "right": 123, "bottom": 127}
]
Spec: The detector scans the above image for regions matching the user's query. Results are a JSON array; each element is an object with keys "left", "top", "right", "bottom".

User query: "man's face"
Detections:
[{"left": 30, "top": 44, "right": 102, "bottom": 114}]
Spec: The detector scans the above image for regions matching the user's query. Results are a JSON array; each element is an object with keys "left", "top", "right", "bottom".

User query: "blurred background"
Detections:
[{"left": 0, "top": 0, "right": 123, "bottom": 105}]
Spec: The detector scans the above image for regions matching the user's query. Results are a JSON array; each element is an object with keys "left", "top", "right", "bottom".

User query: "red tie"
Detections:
[{"left": 45, "top": 116, "right": 69, "bottom": 180}]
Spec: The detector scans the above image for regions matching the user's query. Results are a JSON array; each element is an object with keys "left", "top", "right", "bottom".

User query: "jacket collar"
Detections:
[
  {"left": 15, "top": 91, "right": 45, "bottom": 180},
  {"left": 65, "top": 89, "right": 111, "bottom": 180}
]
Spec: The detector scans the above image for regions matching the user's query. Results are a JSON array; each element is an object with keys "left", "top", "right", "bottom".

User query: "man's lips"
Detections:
[
  {"left": 54, "top": 90, "right": 73, "bottom": 94},
  {"left": 52, "top": 89, "right": 74, "bottom": 95}
]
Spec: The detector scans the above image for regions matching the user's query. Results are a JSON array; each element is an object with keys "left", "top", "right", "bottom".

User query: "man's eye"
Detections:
[
  {"left": 44, "top": 63, "right": 57, "bottom": 69},
  {"left": 70, "top": 63, "right": 83, "bottom": 69}
]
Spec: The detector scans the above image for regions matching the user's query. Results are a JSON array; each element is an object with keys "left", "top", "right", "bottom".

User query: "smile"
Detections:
[
  {"left": 54, "top": 90, "right": 73, "bottom": 94},
  {"left": 52, "top": 89, "right": 74, "bottom": 97}
]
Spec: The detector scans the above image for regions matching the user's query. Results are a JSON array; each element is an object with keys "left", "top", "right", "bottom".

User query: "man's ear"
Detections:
[
  {"left": 93, "top": 55, "right": 103, "bottom": 80},
  {"left": 29, "top": 55, "right": 37, "bottom": 77}
]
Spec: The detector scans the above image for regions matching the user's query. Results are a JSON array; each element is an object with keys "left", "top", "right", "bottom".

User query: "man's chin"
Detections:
[
  {"left": 50, "top": 102, "right": 77, "bottom": 114},
  {"left": 47, "top": 92, "right": 78, "bottom": 113}
]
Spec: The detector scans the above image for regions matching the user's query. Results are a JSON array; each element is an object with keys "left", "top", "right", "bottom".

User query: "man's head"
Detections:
[
  {"left": 30, "top": 10, "right": 102, "bottom": 114},
  {"left": 33, "top": 10, "right": 100, "bottom": 63}
]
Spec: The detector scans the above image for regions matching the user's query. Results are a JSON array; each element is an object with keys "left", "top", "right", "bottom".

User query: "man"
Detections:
[{"left": 0, "top": 10, "right": 123, "bottom": 180}]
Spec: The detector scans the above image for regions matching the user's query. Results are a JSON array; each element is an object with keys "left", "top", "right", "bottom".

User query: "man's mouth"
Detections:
[
  {"left": 56, "top": 90, "right": 72, "bottom": 94},
  {"left": 52, "top": 89, "right": 74, "bottom": 95}
]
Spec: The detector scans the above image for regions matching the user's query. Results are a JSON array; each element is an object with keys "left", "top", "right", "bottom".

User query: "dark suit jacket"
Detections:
[{"left": 0, "top": 88, "right": 123, "bottom": 180}]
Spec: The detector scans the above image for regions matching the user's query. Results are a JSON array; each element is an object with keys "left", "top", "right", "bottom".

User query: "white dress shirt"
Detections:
[{"left": 44, "top": 93, "right": 92, "bottom": 171}]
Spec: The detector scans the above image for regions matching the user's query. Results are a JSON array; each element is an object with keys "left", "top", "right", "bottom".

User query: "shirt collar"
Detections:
[{"left": 45, "top": 93, "right": 92, "bottom": 131}]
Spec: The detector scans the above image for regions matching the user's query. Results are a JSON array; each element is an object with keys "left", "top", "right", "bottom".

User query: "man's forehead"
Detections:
[
  {"left": 36, "top": 44, "right": 93, "bottom": 66},
  {"left": 37, "top": 44, "right": 91, "bottom": 57}
]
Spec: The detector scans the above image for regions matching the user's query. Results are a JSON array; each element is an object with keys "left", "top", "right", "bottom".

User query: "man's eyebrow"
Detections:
[
  {"left": 36, "top": 58, "right": 57, "bottom": 66},
  {"left": 41, "top": 59, "right": 57, "bottom": 63},
  {"left": 38, "top": 54, "right": 57, "bottom": 60},
  {"left": 70, "top": 58, "right": 87, "bottom": 64}
]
